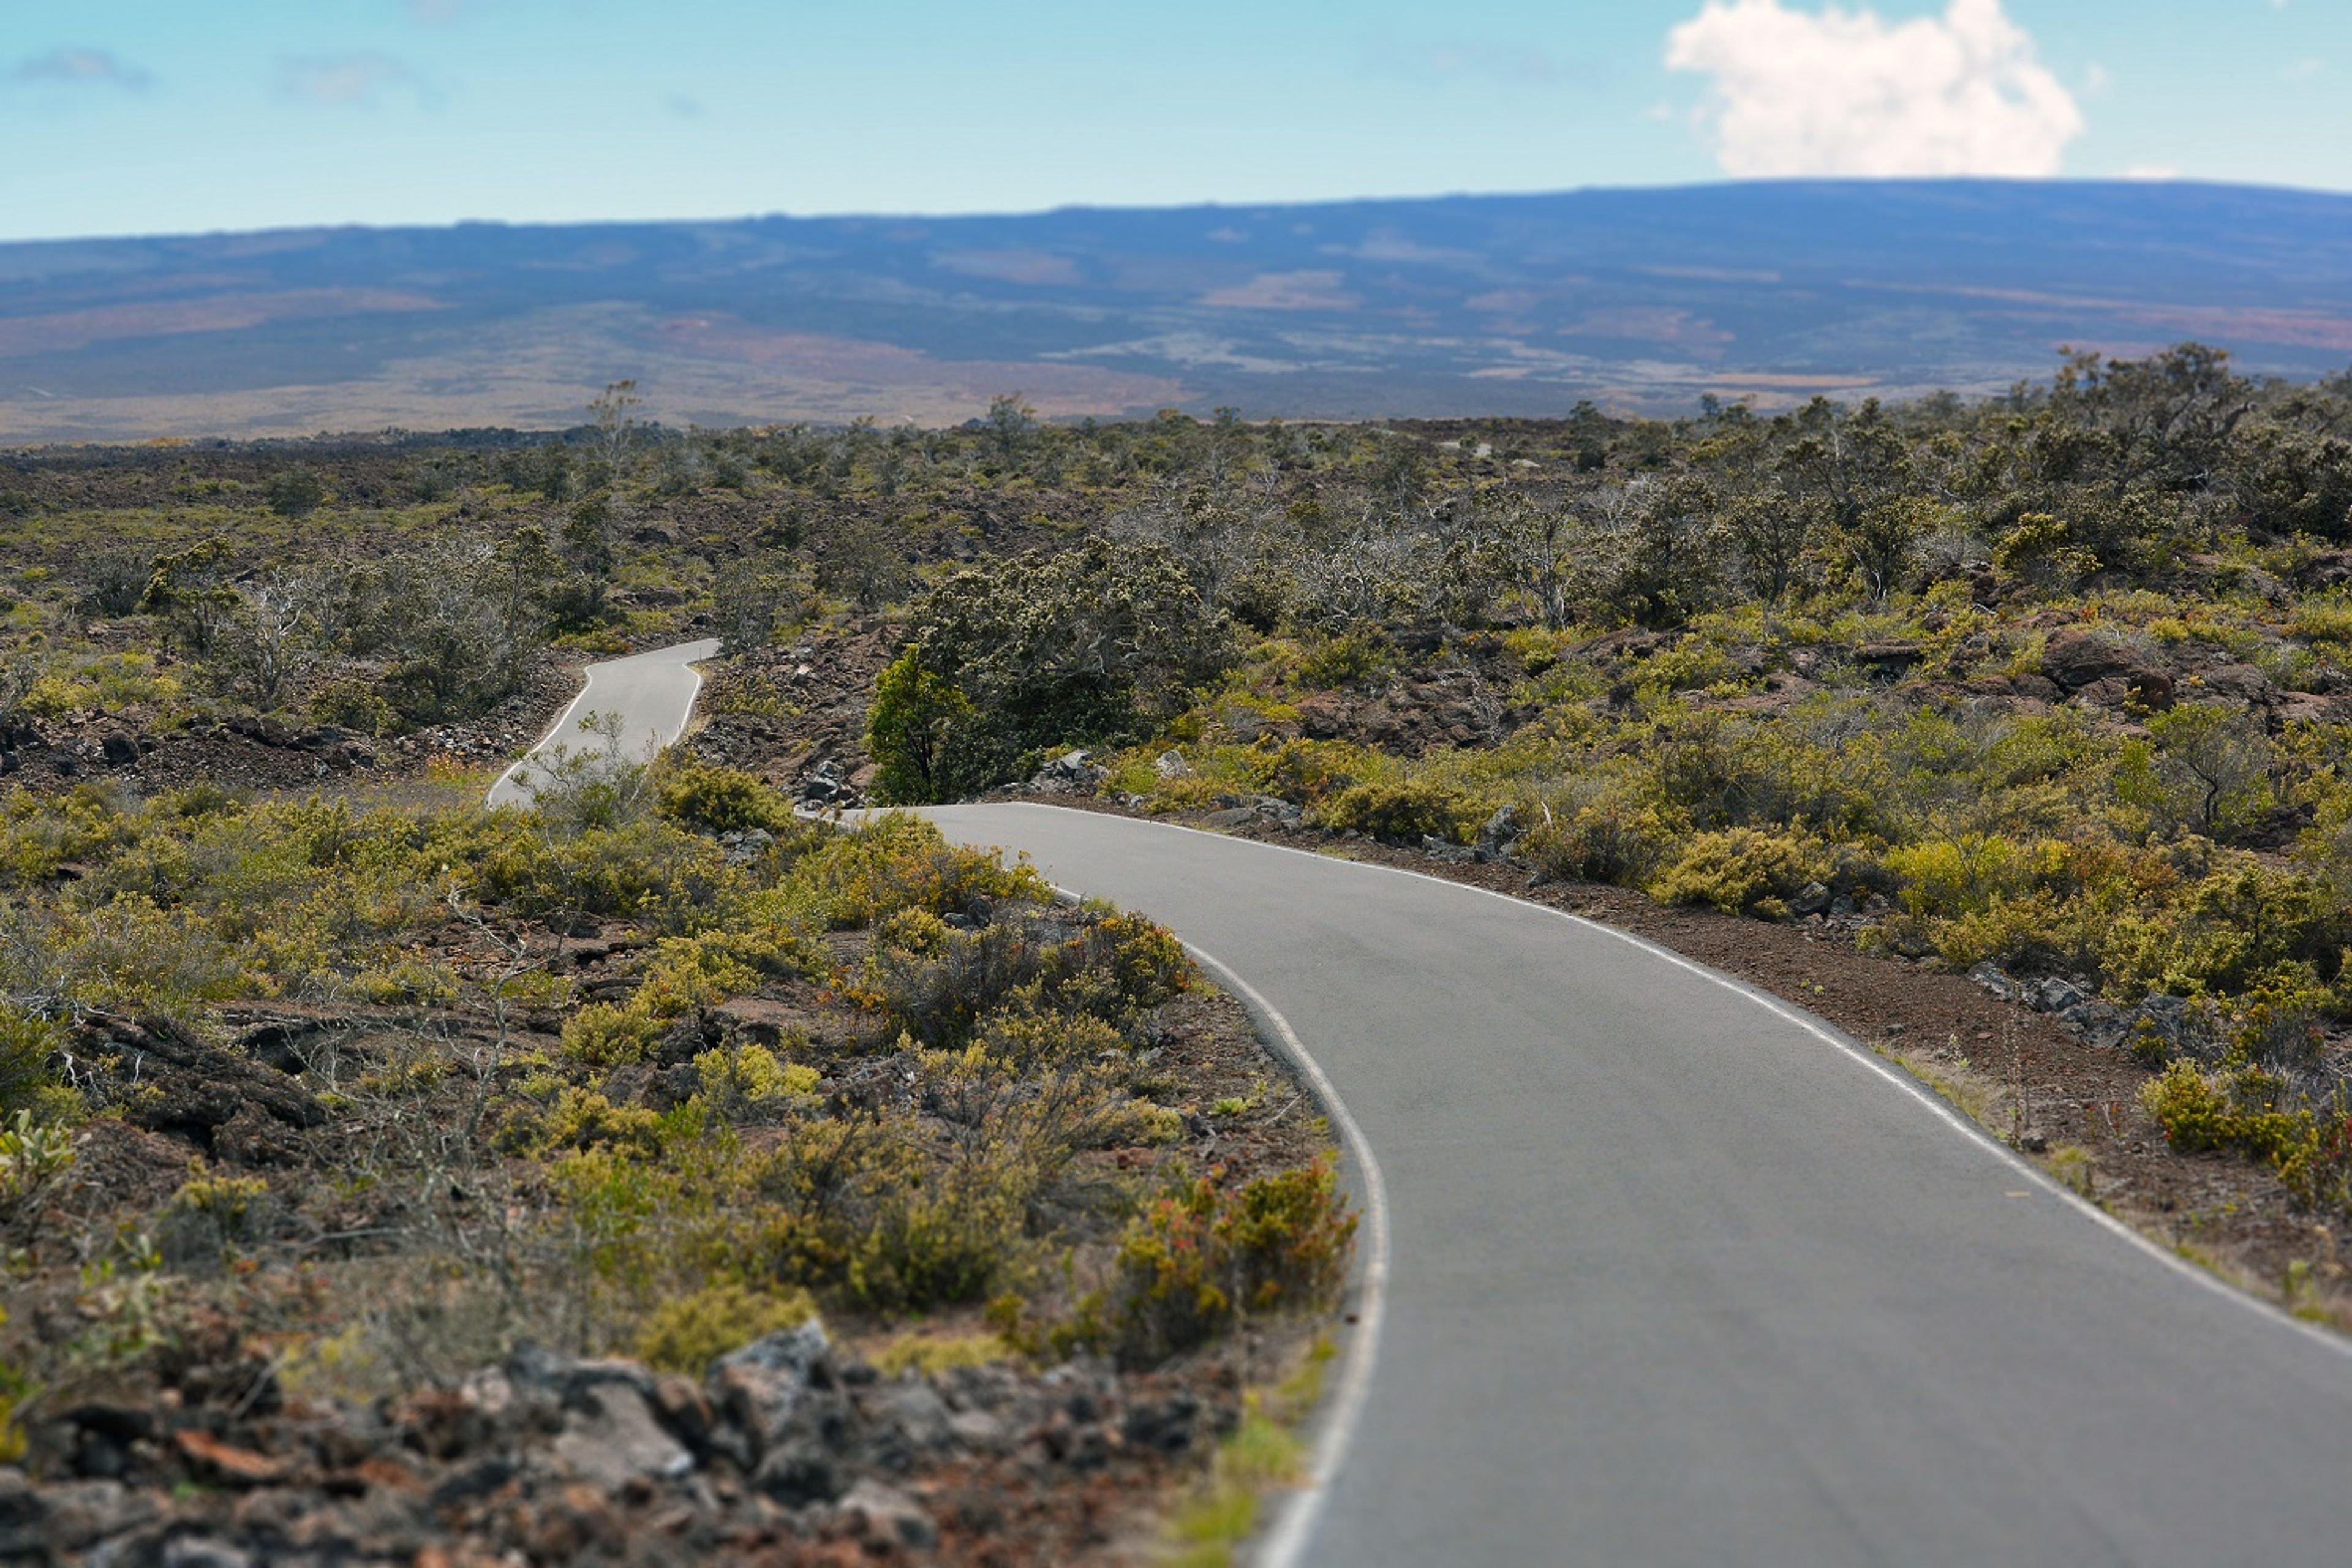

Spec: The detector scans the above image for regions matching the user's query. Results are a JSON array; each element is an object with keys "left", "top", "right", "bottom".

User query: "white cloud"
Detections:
[
  {"left": 8, "top": 47, "right": 152, "bottom": 91},
  {"left": 1665, "top": 0, "right": 2084, "bottom": 177}
]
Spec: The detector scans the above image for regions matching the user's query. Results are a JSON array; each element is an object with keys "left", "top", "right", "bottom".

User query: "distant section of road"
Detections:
[
  {"left": 914, "top": 802, "right": 2352, "bottom": 1568},
  {"left": 485, "top": 638, "right": 720, "bottom": 809}
]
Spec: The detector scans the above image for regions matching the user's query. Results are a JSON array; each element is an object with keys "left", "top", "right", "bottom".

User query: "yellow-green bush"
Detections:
[
  {"left": 654, "top": 761, "right": 801, "bottom": 836},
  {"left": 1311, "top": 778, "right": 1486, "bottom": 845},
  {"left": 869, "top": 1330, "right": 1014, "bottom": 1377},
  {"left": 523, "top": 1087, "right": 665, "bottom": 1156},
  {"left": 2143, "top": 1061, "right": 2315, "bottom": 1170},
  {"left": 633, "top": 1283, "right": 816, "bottom": 1374},
  {"left": 1648, "top": 827, "right": 1823, "bottom": 916},
  {"left": 1102, "top": 1159, "right": 1355, "bottom": 1368},
  {"left": 695, "top": 1043, "right": 820, "bottom": 1118}
]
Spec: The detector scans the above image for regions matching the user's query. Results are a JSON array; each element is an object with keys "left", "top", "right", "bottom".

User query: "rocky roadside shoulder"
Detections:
[{"left": 0, "top": 1322, "right": 1243, "bottom": 1567}]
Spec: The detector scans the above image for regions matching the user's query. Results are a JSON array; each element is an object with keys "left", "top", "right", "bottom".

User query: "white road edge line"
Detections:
[
  {"left": 1182, "top": 946, "right": 1391, "bottom": 1568},
  {"left": 484, "top": 645, "right": 713, "bottom": 807},
  {"left": 1034, "top": 866, "right": 1390, "bottom": 1568},
  {"left": 994, "top": 804, "right": 2352, "bottom": 1385}
]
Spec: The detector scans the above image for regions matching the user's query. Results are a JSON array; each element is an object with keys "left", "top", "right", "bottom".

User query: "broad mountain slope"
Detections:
[{"left": 4, "top": 180, "right": 2350, "bottom": 439}]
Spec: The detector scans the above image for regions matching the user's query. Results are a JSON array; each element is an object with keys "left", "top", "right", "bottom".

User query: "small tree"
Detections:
[
  {"left": 265, "top": 466, "right": 325, "bottom": 518},
  {"left": 984, "top": 394, "right": 1036, "bottom": 470},
  {"left": 1577, "top": 473, "right": 1724, "bottom": 628},
  {"left": 209, "top": 578, "right": 320, "bottom": 711},
  {"left": 713, "top": 554, "right": 808, "bottom": 656},
  {"left": 589, "top": 380, "right": 641, "bottom": 482},
  {"left": 1722, "top": 492, "right": 1813, "bottom": 603},
  {"left": 140, "top": 537, "right": 240, "bottom": 660},
  {"left": 2147, "top": 703, "right": 2275, "bottom": 839}
]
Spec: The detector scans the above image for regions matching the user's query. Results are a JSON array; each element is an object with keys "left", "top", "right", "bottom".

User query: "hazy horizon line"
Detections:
[{"left": 9, "top": 172, "right": 2352, "bottom": 251}]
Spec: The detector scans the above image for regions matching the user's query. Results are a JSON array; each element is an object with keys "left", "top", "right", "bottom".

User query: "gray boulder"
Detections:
[
  {"left": 552, "top": 1382, "right": 694, "bottom": 1488},
  {"left": 1966, "top": 962, "right": 2024, "bottom": 1003},
  {"left": 835, "top": 1478, "right": 938, "bottom": 1551},
  {"left": 1030, "top": 749, "right": 1109, "bottom": 793},
  {"left": 1474, "top": 805, "right": 1523, "bottom": 864},
  {"left": 2059, "top": 1000, "right": 2130, "bottom": 1052},
  {"left": 710, "top": 1319, "right": 833, "bottom": 1460},
  {"left": 2027, "top": 977, "right": 2090, "bottom": 1014},
  {"left": 799, "top": 759, "right": 845, "bottom": 804}
]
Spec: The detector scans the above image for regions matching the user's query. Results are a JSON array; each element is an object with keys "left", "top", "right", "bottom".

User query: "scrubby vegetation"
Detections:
[
  {"left": 19, "top": 341, "right": 2352, "bottom": 1537},
  {"left": 0, "top": 751, "right": 1350, "bottom": 1556}
]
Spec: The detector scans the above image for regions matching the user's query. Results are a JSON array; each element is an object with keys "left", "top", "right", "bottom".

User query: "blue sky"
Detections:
[{"left": 2, "top": 0, "right": 2343, "bottom": 242}]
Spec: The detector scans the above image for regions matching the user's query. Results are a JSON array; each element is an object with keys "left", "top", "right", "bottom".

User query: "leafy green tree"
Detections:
[
  {"left": 984, "top": 394, "right": 1036, "bottom": 470},
  {"left": 867, "top": 653, "right": 973, "bottom": 804},
  {"left": 1578, "top": 473, "right": 1723, "bottom": 628},
  {"left": 140, "top": 537, "right": 240, "bottom": 659},
  {"left": 815, "top": 515, "right": 912, "bottom": 611},
  {"left": 867, "top": 538, "right": 1233, "bottom": 802},
  {"left": 265, "top": 465, "right": 326, "bottom": 518},
  {"left": 713, "top": 552, "right": 807, "bottom": 655}
]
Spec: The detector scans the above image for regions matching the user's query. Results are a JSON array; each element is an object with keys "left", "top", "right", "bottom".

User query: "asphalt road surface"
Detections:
[
  {"left": 913, "top": 802, "right": 2352, "bottom": 1568},
  {"left": 485, "top": 638, "right": 720, "bottom": 809}
]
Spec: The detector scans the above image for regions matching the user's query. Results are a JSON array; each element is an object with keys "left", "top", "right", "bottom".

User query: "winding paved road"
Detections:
[
  {"left": 486, "top": 638, "right": 720, "bottom": 809},
  {"left": 914, "top": 803, "right": 2352, "bottom": 1568}
]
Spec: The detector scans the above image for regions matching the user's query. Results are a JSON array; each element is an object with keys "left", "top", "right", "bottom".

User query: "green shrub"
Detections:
[
  {"left": 1311, "top": 778, "right": 1483, "bottom": 845},
  {"left": 306, "top": 678, "right": 401, "bottom": 737},
  {"left": 1523, "top": 791, "right": 1679, "bottom": 886},
  {"left": 655, "top": 762, "right": 798, "bottom": 836},
  {"left": 1647, "top": 827, "right": 1822, "bottom": 915},
  {"left": 1297, "top": 628, "right": 1394, "bottom": 689},
  {"left": 0, "top": 1012, "right": 66, "bottom": 1121},
  {"left": 2142, "top": 1061, "right": 2315, "bottom": 1169},
  {"left": 1106, "top": 1159, "right": 1355, "bottom": 1368},
  {"left": 0, "top": 1108, "right": 78, "bottom": 1211},
  {"left": 848, "top": 1172, "right": 1025, "bottom": 1314}
]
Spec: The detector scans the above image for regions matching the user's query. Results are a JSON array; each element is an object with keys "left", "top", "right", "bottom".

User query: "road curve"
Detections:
[
  {"left": 916, "top": 802, "right": 2352, "bottom": 1568},
  {"left": 486, "top": 638, "right": 720, "bottom": 808}
]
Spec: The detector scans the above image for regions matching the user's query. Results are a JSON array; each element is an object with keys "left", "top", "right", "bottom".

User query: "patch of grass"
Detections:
[
  {"left": 867, "top": 1330, "right": 1016, "bottom": 1378},
  {"left": 1164, "top": 1336, "right": 1333, "bottom": 1567}
]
